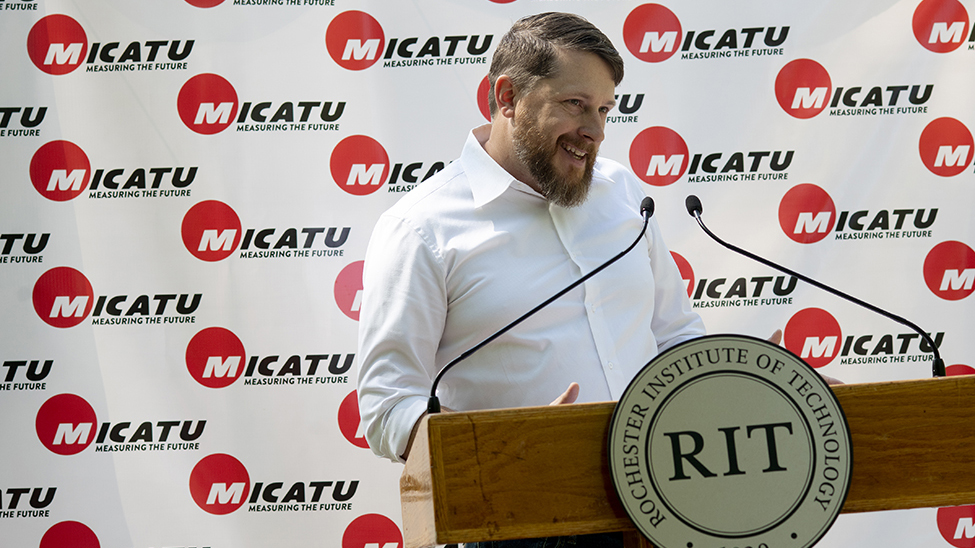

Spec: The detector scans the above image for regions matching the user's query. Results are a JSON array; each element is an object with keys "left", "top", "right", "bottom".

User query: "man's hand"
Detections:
[{"left": 550, "top": 382, "right": 580, "bottom": 405}]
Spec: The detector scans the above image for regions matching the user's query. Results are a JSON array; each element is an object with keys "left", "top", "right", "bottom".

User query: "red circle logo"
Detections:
[
  {"left": 778, "top": 184, "right": 836, "bottom": 244},
  {"left": 671, "top": 251, "right": 694, "bottom": 298},
  {"left": 330, "top": 135, "right": 390, "bottom": 195},
  {"left": 775, "top": 59, "right": 832, "bottom": 119},
  {"left": 478, "top": 74, "right": 492, "bottom": 121},
  {"left": 27, "top": 15, "right": 88, "bottom": 75},
  {"left": 41, "top": 521, "right": 100, "bottom": 548},
  {"left": 186, "top": 327, "right": 246, "bottom": 389},
  {"left": 924, "top": 241, "right": 975, "bottom": 300},
  {"left": 177, "top": 74, "right": 239, "bottom": 135},
  {"left": 325, "top": 11, "right": 385, "bottom": 71},
  {"left": 343, "top": 514, "right": 403, "bottom": 548},
  {"left": 919, "top": 117, "right": 973, "bottom": 177},
  {"left": 36, "top": 394, "right": 97, "bottom": 455},
  {"left": 185, "top": 0, "right": 226, "bottom": 7},
  {"left": 938, "top": 505, "right": 975, "bottom": 548},
  {"left": 622, "top": 4, "right": 682, "bottom": 63},
  {"left": 181, "top": 200, "right": 242, "bottom": 261},
  {"left": 783, "top": 308, "right": 842, "bottom": 369},
  {"left": 629, "top": 126, "right": 689, "bottom": 186},
  {"left": 334, "top": 261, "right": 364, "bottom": 321},
  {"left": 32, "top": 267, "right": 94, "bottom": 328},
  {"left": 338, "top": 391, "right": 369, "bottom": 449},
  {"left": 913, "top": 0, "right": 970, "bottom": 53},
  {"left": 947, "top": 364, "right": 975, "bottom": 376},
  {"left": 30, "top": 140, "right": 91, "bottom": 202},
  {"left": 189, "top": 454, "right": 251, "bottom": 515}
]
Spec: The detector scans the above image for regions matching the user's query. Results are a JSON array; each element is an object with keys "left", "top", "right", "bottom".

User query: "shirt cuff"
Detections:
[{"left": 384, "top": 395, "right": 430, "bottom": 464}]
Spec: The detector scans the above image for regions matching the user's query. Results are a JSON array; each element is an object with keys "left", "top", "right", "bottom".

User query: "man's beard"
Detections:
[{"left": 512, "top": 118, "right": 597, "bottom": 208}]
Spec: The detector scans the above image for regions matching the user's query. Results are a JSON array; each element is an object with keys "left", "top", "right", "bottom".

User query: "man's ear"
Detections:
[{"left": 494, "top": 75, "right": 517, "bottom": 119}]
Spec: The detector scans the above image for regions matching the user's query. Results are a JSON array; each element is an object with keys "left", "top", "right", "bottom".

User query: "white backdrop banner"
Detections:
[{"left": 2, "top": 1, "right": 974, "bottom": 547}]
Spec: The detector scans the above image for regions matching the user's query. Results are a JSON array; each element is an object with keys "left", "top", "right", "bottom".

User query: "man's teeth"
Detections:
[{"left": 562, "top": 143, "right": 586, "bottom": 159}]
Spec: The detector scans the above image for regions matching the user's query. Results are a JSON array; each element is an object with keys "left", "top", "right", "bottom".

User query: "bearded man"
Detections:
[{"left": 356, "top": 12, "right": 706, "bottom": 546}]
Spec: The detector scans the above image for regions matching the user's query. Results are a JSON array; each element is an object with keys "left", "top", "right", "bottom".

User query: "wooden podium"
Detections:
[{"left": 400, "top": 375, "right": 975, "bottom": 547}]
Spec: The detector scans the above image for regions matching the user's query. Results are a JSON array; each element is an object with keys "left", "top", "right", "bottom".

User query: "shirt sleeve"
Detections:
[
  {"left": 645, "top": 213, "right": 707, "bottom": 352},
  {"left": 356, "top": 213, "right": 448, "bottom": 463}
]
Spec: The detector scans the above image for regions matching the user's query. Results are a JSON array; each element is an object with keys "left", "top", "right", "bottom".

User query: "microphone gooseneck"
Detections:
[
  {"left": 684, "top": 195, "right": 946, "bottom": 378},
  {"left": 426, "top": 196, "right": 656, "bottom": 413}
]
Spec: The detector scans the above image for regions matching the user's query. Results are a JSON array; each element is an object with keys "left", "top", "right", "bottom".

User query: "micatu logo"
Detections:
[
  {"left": 35, "top": 393, "right": 97, "bottom": 455},
  {"left": 622, "top": 3, "right": 789, "bottom": 63},
  {"left": 629, "top": 127, "right": 794, "bottom": 186},
  {"left": 189, "top": 454, "right": 359, "bottom": 515},
  {"left": 176, "top": 73, "right": 345, "bottom": 135},
  {"left": 181, "top": 200, "right": 351, "bottom": 261},
  {"left": 338, "top": 391, "right": 369, "bottom": 449},
  {"left": 2, "top": 358, "right": 53, "bottom": 390},
  {"left": 329, "top": 134, "right": 445, "bottom": 195},
  {"left": 939, "top": 504, "right": 975, "bottom": 548},
  {"left": 924, "top": 240, "right": 975, "bottom": 300},
  {"left": 342, "top": 514, "right": 403, "bottom": 548},
  {"left": 1, "top": 232, "right": 49, "bottom": 264},
  {"left": 913, "top": 0, "right": 971, "bottom": 53},
  {"left": 919, "top": 117, "right": 973, "bottom": 176},
  {"left": 0, "top": 106, "right": 46, "bottom": 137},
  {"left": 32, "top": 267, "right": 202, "bottom": 327},
  {"left": 775, "top": 59, "right": 933, "bottom": 118},
  {"left": 783, "top": 308, "right": 842, "bottom": 369},
  {"left": 29, "top": 140, "right": 197, "bottom": 201},
  {"left": 185, "top": 326, "right": 355, "bottom": 389},
  {"left": 1, "top": 487, "right": 57, "bottom": 516},
  {"left": 334, "top": 261, "right": 364, "bottom": 321},
  {"left": 325, "top": 10, "right": 492, "bottom": 71},
  {"left": 27, "top": 14, "right": 193, "bottom": 75},
  {"left": 777, "top": 184, "right": 836, "bottom": 244},
  {"left": 40, "top": 522, "right": 100, "bottom": 548}
]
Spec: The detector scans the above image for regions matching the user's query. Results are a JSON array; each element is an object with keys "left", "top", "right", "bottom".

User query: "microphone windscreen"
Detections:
[
  {"left": 685, "top": 195, "right": 703, "bottom": 216},
  {"left": 640, "top": 196, "right": 655, "bottom": 218}
]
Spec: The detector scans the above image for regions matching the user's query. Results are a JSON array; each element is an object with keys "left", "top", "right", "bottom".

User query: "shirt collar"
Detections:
[{"left": 462, "top": 124, "right": 540, "bottom": 208}]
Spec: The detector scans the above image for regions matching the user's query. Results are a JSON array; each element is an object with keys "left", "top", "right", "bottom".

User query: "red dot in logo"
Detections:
[
  {"left": 478, "top": 75, "right": 491, "bottom": 121},
  {"left": 185, "top": 0, "right": 225, "bottom": 7},
  {"left": 784, "top": 308, "right": 842, "bottom": 369},
  {"left": 325, "top": 11, "right": 385, "bottom": 71},
  {"left": 30, "top": 140, "right": 91, "bottom": 202},
  {"left": 334, "top": 261, "right": 364, "bottom": 321},
  {"left": 177, "top": 74, "right": 239, "bottom": 135},
  {"left": 36, "top": 394, "right": 97, "bottom": 455},
  {"left": 913, "top": 0, "right": 970, "bottom": 53},
  {"left": 923, "top": 241, "right": 975, "bottom": 300},
  {"left": 775, "top": 59, "right": 832, "bottom": 119},
  {"left": 181, "top": 200, "right": 242, "bottom": 261},
  {"left": 338, "top": 391, "right": 369, "bottom": 449},
  {"left": 189, "top": 454, "right": 250, "bottom": 515},
  {"left": 32, "top": 267, "right": 94, "bottom": 328},
  {"left": 778, "top": 184, "right": 836, "bottom": 244},
  {"left": 330, "top": 135, "right": 390, "bottom": 196},
  {"left": 938, "top": 505, "right": 975, "bottom": 548},
  {"left": 622, "top": 4, "right": 682, "bottom": 63},
  {"left": 343, "top": 514, "right": 403, "bottom": 548},
  {"left": 671, "top": 252, "right": 694, "bottom": 298},
  {"left": 947, "top": 364, "right": 975, "bottom": 376},
  {"left": 919, "top": 117, "right": 974, "bottom": 177},
  {"left": 27, "top": 14, "right": 88, "bottom": 75},
  {"left": 41, "top": 521, "right": 100, "bottom": 548},
  {"left": 629, "top": 126, "right": 689, "bottom": 186},
  {"left": 186, "top": 327, "right": 246, "bottom": 389}
]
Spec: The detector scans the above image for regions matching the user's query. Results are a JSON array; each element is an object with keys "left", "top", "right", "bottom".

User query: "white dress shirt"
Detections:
[{"left": 357, "top": 125, "right": 706, "bottom": 462}]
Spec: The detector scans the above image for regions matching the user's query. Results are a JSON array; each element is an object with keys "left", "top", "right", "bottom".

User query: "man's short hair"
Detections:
[{"left": 488, "top": 12, "right": 625, "bottom": 117}]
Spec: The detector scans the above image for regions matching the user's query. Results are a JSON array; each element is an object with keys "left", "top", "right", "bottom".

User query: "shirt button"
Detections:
[{"left": 607, "top": 362, "right": 614, "bottom": 370}]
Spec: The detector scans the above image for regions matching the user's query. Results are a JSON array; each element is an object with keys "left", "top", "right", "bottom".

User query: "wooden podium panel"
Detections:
[{"left": 401, "top": 375, "right": 975, "bottom": 547}]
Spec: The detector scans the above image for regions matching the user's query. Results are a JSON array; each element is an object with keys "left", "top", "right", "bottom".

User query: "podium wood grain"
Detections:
[{"left": 401, "top": 375, "right": 975, "bottom": 547}]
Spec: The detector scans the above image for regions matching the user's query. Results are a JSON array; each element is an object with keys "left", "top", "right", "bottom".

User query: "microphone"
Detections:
[
  {"left": 684, "top": 195, "right": 946, "bottom": 378},
  {"left": 426, "top": 196, "right": 655, "bottom": 413}
]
